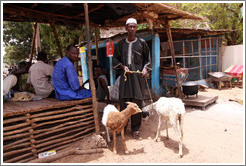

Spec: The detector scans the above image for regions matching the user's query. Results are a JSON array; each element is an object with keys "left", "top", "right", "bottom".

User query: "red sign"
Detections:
[{"left": 106, "top": 41, "right": 114, "bottom": 57}]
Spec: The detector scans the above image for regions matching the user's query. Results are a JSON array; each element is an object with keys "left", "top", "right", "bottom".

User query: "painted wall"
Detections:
[{"left": 222, "top": 45, "right": 244, "bottom": 71}]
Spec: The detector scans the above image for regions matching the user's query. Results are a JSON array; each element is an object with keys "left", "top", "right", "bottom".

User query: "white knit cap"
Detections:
[{"left": 126, "top": 18, "right": 137, "bottom": 25}]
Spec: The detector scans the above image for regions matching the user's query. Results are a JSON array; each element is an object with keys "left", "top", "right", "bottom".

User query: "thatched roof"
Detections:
[{"left": 3, "top": 3, "right": 204, "bottom": 29}]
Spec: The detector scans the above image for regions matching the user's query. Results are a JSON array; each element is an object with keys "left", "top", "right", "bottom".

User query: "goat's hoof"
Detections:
[
  {"left": 154, "top": 138, "right": 158, "bottom": 142},
  {"left": 125, "top": 150, "right": 129, "bottom": 154},
  {"left": 178, "top": 154, "right": 183, "bottom": 158},
  {"left": 113, "top": 151, "right": 117, "bottom": 155}
]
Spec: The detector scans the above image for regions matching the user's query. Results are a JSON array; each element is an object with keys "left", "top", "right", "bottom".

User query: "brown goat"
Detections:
[{"left": 102, "top": 102, "right": 142, "bottom": 154}]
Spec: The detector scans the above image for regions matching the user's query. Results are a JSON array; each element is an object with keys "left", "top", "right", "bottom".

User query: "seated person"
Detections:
[
  {"left": 95, "top": 66, "right": 110, "bottom": 103},
  {"left": 25, "top": 52, "right": 55, "bottom": 99},
  {"left": 3, "top": 61, "right": 31, "bottom": 97},
  {"left": 82, "top": 65, "right": 110, "bottom": 103},
  {"left": 52, "top": 45, "right": 92, "bottom": 101},
  {"left": 109, "top": 76, "right": 120, "bottom": 102}
]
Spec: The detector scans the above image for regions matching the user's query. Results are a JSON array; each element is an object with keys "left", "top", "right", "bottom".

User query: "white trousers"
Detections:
[{"left": 3, "top": 74, "right": 17, "bottom": 96}]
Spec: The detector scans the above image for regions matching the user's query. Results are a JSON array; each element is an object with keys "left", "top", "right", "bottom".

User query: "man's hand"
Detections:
[
  {"left": 141, "top": 67, "right": 147, "bottom": 77},
  {"left": 124, "top": 66, "right": 130, "bottom": 72},
  {"left": 80, "top": 79, "right": 89, "bottom": 89},
  {"left": 121, "top": 65, "right": 131, "bottom": 74}
]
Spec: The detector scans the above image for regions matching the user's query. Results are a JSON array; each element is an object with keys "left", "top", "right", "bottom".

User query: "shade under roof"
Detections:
[{"left": 3, "top": 3, "right": 204, "bottom": 29}]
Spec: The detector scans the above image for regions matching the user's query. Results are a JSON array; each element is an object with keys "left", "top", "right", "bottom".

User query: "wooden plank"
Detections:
[
  {"left": 32, "top": 112, "right": 93, "bottom": 129},
  {"left": 3, "top": 146, "right": 32, "bottom": 158},
  {"left": 3, "top": 137, "right": 30, "bottom": 149},
  {"left": 34, "top": 119, "right": 94, "bottom": 139},
  {"left": 3, "top": 141, "right": 30, "bottom": 152},
  {"left": 3, "top": 132, "right": 30, "bottom": 141},
  {"left": 35, "top": 124, "right": 94, "bottom": 149},
  {"left": 3, "top": 151, "right": 34, "bottom": 163},
  {"left": 33, "top": 116, "right": 94, "bottom": 135},
  {"left": 3, "top": 122, "right": 30, "bottom": 131},
  {"left": 30, "top": 104, "right": 92, "bottom": 118},
  {"left": 35, "top": 122, "right": 93, "bottom": 145},
  {"left": 36, "top": 126, "right": 95, "bottom": 154},
  {"left": 182, "top": 95, "right": 218, "bottom": 110},
  {"left": 3, "top": 108, "right": 93, "bottom": 136},
  {"left": 31, "top": 108, "right": 93, "bottom": 122}
]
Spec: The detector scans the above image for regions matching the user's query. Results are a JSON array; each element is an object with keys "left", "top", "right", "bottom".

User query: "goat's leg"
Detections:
[
  {"left": 172, "top": 122, "right": 183, "bottom": 158},
  {"left": 112, "top": 131, "right": 117, "bottom": 154},
  {"left": 179, "top": 116, "right": 184, "bottom": 157},
  {"left": 154, "top": 116, "right": 162, "bottom": 141},
  {"left": 121, "top": 129, "right": 129, "bottom": 154},
  {"left": 105, "top": 127, "right": 111, "bottom": 142},
  {"left": 165, "top": 119, "right": 169, "bottom": 140}
]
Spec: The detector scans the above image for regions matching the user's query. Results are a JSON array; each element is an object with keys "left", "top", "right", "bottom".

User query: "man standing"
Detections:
[
  {"left": 113, "top": 18, "right": 151, "bottom": 139},
  {"left": 25, "top": 52, "right": 54, "bottom": 99},
  {"left": 52, "top": 45, "right": 92, "bottom": 101}
]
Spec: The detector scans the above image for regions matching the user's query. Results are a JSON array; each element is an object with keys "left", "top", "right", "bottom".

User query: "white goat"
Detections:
[
  {"left": 102, "top": 102, "right": 142, "bottom": 154},
  {"left": 142, "top": 97, "right": 186, "bottom": 158}
]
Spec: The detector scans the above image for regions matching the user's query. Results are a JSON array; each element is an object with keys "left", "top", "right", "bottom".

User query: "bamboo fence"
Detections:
[{"left": 3, "top": 98, "right": 95, "bottom": 163}]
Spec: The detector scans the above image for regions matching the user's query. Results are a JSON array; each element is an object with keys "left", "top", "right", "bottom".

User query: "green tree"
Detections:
[
  {"left": 169, "top": 3, "right": 243, "bottom": 45},
  {"left": 3, "top": 22, "right": 33, "bottom": 65},
  {"left": 39, "top": 24, "right": 98, "bottom": 59},
  {"left": 3, "top": 21, "right": 100, "bottom": 65}
]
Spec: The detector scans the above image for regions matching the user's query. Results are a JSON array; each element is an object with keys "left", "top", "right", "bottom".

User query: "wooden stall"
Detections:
[
  {"left": 3, "top": 98, "right": 94, "bottom": 163},
  {"left": 3, "top": 3, "right": 206, "bottom": 163}
]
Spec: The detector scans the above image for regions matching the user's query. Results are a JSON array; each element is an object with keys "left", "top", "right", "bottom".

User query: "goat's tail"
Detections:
[{"left": 178, "top": 114, "right": 184, "bottom": 139}]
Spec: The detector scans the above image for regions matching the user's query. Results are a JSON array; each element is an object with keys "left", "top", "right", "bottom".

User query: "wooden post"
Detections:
[
  {"left": 83, "top": 3, "right": 100, "bottom": 134},
  {"left": 165, "top": 20, "right": 182, "bottom": 98},
  {"left": 94, "top": 27, "right": 100, "bottom": 66},
  {"left": 35, "top": 23, "right": 41, "bottom": 54},
  {"left": 50, "top": 22, "right": 63, "bottom": 58},
  {"left": 29, "top": 22, "right": 38, "bottom": 66}
]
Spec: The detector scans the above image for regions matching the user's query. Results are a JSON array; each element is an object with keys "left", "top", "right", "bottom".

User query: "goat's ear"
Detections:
[{"left": 125, "top": 102, "right": 132, "bottom": 105}]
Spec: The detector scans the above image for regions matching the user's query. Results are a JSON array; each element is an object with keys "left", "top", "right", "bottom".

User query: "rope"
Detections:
[
  {"left": 123, "top": 69, "right": 154, "bottom": 112},
  {"left": 123, "top": 70, "right": 142, "bottom": 81}
]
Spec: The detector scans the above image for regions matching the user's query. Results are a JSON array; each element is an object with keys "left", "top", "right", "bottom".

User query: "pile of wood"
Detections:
[{"left": 3, "top": 98, "right": 95, "bottom": 163}]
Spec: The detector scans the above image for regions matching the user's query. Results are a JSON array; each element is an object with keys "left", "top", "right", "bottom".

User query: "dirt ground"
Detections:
[{"left": 52, "top": 87, "right": 244, "bottom": 164}]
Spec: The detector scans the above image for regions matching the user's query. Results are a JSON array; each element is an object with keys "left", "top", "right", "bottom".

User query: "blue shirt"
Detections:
[{"left": 52, "top": 57, "right": 92, "bottom": 101}]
